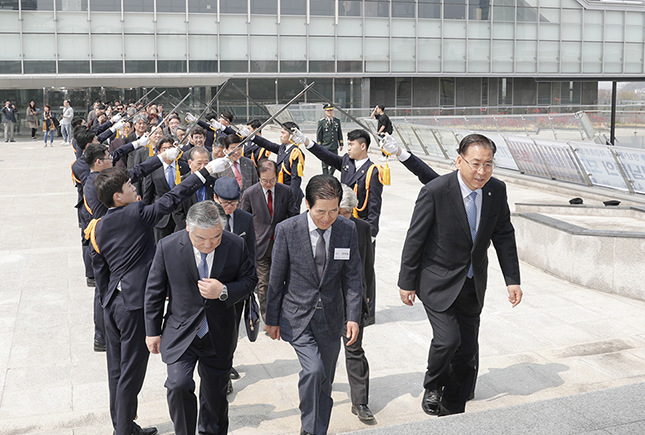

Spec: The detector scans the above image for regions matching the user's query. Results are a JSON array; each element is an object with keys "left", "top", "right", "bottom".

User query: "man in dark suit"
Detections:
[
  {"left": 266, "top": 175, "right": 363, "bottom": 435},
  {"left": 398, "top": 134, "right": 523, "bottom": 416},
  {"left": 172, "top": 146, "right": 215, "bottom": 232},
  {"left": 212, "top": 134, "right": 258, "bottom": 194},
  {"left": 90, "top": 157, "right": 228, "bottom": 435},
  {"left": 143, "top": 135, "right": 190, "bottom": 243},
  {"left": 316, "top": 104, "right": 344, "bottom": 176},
  {"left": 240, "top": 159, "right": 299, "bottom": 322},
  {"left": 145, "top": 201, "right": 257, "bottom": 435},
  {"left": 212, "top": 176, "right": 257, "bottom": 386}
]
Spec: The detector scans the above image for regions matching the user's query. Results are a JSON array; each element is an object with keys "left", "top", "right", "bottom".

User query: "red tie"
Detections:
[
  {"left": 267, "top": 190, "right": 273, "bottom": 217},
  {"left": 233, "top": 162, "right": 242, "bottom": 186}
]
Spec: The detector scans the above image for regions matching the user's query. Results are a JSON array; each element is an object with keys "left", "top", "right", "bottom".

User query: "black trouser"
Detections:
[
  {"left": 104, "top": 293, "right": 150, "bottom": 435},
  {"left": 166, "top": 333, "right": 231, "bottom": 435},
  {"left": 422, "top": 278, "right": 481, "bottom": 413},
  {"left": 31, "top": 127, "right": 37, "bottom": 138},
  {"left": 343, "top": 322, "right": 369, "bottom": 405}
]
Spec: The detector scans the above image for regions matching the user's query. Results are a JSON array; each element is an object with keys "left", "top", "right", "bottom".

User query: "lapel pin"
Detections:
[{"left": 488, "top": 192, "right": 491, "bottom": 196}]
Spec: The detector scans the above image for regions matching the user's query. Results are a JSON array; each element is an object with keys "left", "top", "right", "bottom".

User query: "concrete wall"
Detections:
[{"left": 513, "top": 205, "right": 645, "bottom": 301}]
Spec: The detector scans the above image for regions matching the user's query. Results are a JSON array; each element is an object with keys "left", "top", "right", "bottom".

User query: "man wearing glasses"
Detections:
[
  {"left": 398, "top": 133, "right": 523, "bottom": 417},
  {"left": 240, "top": 159, "right": 299, "bottom": 324}
]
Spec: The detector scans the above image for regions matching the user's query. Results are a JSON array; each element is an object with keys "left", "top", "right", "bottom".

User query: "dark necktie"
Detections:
[
  {"left": 315, "top": 228, "right": 326, "bottom": 280},
  {"left": 197, "top": 252, "right": 209, "bottom": 338},
  {"left": 267, "top": 190, "right": 273, "bottom": 217},
  {"left": 225, "top": 215, "right": 231, "bottom": 232}
]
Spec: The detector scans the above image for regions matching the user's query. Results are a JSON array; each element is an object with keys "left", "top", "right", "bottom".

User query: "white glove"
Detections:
[
  {"left": 111, "top": 120, "right": 125, "bottom": 132},
  {"left": 206, "top": 156, "right": 232, "bottom": 174},
  {"left": 238, "top": 126, "right": 250, "bottom": 137},
  {"left": 290, "top": 128, "right": 309, "bottom": 147},
  {"left": 161, "top": 147, "right": 180, "bottom": 162},
  {"left": 186, "top": 113, "right": 197, "bottom": 123},
  {"left": 380, "top": 133, "right": 399, "bottom": 156},
  {"left": 209, "top": 119, "right": 223, "bottom": 131},
  {"left": 133, "top": 133, "right": 149, "bottom": 149},
  {"left": 110, "top": 114, "right": 122, "bottom": 124}
]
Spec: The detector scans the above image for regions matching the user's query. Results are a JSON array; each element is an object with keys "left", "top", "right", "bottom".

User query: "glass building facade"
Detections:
[{"left": 1, "top": 0, "right": 644, "bottom": 119}]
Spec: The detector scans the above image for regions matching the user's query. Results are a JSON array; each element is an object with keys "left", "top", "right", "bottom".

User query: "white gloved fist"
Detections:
[
  {"left": 161, "top": 147, "right": 180, "bottom": 162},
  {"left": 380, "top": 133, "right": 399, "bottom": 156},
  {"left": 209, "top": 119, "right": 223, "bottom": 131},
  {"left": 186, "top": 113, "right": 197, "bottom": 123},
  {"left": 113, "top": 120, "right": 126, "bottom": 131},
  {"left": 111, "top": 114, "right": 122, "bottom": 124},
  {"left": 206, "top": 156, "right": 232, "bottom": 174},
  {"left": 238, "top": 126, "right": 250, "bottom": 137},
  {"left": 290, "top": 128, "right": 308, "bottom": 146},
  {"left": 133, "top": 133, "right": 149, "bottom": 149}
]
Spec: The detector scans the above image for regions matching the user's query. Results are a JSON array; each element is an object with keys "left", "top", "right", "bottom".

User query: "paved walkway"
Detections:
[{"left": 0, "top": 130, "right": 644, "bottom": 435}]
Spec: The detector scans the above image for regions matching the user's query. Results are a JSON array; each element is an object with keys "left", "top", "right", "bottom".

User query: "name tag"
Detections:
[{"left": 334, "top": 248, "right": 350, "bottom": 260}]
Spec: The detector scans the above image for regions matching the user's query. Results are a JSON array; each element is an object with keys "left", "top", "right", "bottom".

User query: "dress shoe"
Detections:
[
  {"left": 132, "top": 422, "right": 158, "bottom": 435},
  {"left": 230, "top": 367, "right": 240, "bottom": 379},
  {"left": 227, "top": 379, "right": 233, "bottom": 395},
  {"left": 438, "top": 404, "right": 462, "bottom": 417},
  {"left": 351, "top": 404, "right": 375, "bottom": 422},
  {"left": 86, "top": 277, "right": 96, "bottom": 287},
  {"left": 300, "top": 429, "right": 315, "bottom": 435},
  {"left": 421, "top": 389, "right": 442, "bottom": 415},
  {"left": 94, "top": 339, "right": 106, "bottom": 352}
]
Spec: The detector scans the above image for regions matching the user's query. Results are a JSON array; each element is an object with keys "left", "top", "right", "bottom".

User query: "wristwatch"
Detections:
[{"left": 219, "top": 285, "right": 228, "bottom": 301}]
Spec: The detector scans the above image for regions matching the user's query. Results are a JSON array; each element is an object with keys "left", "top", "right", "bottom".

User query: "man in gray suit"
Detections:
[{"left": 266, "top": 174, "right": 363, "bottom": 435}]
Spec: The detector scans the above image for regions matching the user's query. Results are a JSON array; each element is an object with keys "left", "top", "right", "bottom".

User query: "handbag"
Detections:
[{"left": 243, "top": 292, "right": 261, "bottom": 342}]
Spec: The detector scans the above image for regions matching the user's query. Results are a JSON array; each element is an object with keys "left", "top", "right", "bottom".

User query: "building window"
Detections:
[
  {"left": 538, "top": 82, "right": 551, "bottom": 105},
  {"left": 56, "top": 0, "right": 88, "bottom": 11},
  {"left": 281, "top": 0, "right": 306, "bottom": 15},
  {"left": 59, "top": 60, "right": 91, "bottom": 73},
  {"left": 251, "top": 0, "right": 276, "bottom": 14},
  {"left": 188, "top": 0, "right": 217, "bottom": 13},
  {"left": 156, "top": 0, "right": 185, "bottom": 13},
  {"left": 89, "top": 0, "right": 121, "bottom": 12},
  {"left": 280, "top": 61, "right": 306, "bottom": 73},
  {"left": 23, "top": 61, "right": 56, "bottom": 74},
  {"left": 440, "top": 78, "right": 455, "bottom": 106},
  {"left": 92, "top": 60, "right": 123, "bottom": 73},
  {"left": 158, "top": 60, "right": 187, "bottom": 73},
  {"left": 189, "top": 60, "right": 218, "bottom": 72},
  {"left": 498, "top": 78, "right": 513, "bottom": 105},
  {"left": 125, "top": 60, "right": 155, "bottom": 73},
  {"left": 123, "top": 0, "right": 153, "bottom": 12}
]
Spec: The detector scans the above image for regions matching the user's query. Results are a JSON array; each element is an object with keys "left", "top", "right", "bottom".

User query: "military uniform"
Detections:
[{"left": 316, "top": 115, "right": 343, "bottom": 176}]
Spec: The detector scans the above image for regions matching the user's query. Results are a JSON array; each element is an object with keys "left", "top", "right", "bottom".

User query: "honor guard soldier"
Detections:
[{"left": 316, "top": 103, "right": 344, "bottom": 176}]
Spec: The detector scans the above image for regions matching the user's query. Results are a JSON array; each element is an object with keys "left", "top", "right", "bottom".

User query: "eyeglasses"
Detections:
[
  {"left": 260, "top": 178, "right": 276, "bottom": 185},
  {"left": 461, "top": 156, "right": 494, "bottom": 172},
  {"left": 99, "top": 155, "right": 113, "bottom": 163},
  {"left": 218, "top": 199, "right": 238, "bottom": 207}
]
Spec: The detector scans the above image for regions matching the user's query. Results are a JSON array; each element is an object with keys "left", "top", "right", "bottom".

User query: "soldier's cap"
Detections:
[
  {"left": 213, "top": 177, "right": 240, "bottom": 201},
  {"left": 323, "top": 103, "right": 334, "bottom": 110}
]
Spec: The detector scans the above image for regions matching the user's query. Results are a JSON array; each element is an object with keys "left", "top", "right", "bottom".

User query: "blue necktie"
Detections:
[
  {"left": 197, "top": 252, "right": 209, "bottom": 338},
  {"left": 315, "top": 228, "right": 326, "bottom": 280},
  {"left": 166, "top": 165, "right": 175, "bottom": 189},
  {"left": 466, "top": 191, "right": 477, "bottom": 278},
  {"left": 197, "top": 186, "right": 206, "bottom": 202}
]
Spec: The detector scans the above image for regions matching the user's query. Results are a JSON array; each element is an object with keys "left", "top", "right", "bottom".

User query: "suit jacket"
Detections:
[
  {"left": 240, "top": 182, "right": 299, "bottom": 259},
  {"left": 402, "top": 153, "right": 440, "bottom": 185},
  {"left": 92, "top": 168, "right": 212, "bottom": 312},
  {"left": 213, "top": 155, "right": 258, "bottom": 194},
  {"left": 172, "top": 174, "right": 216, "bottom": 232},
  {"left": 308, "top": 142, "right": 383, "bottom": 237},
  {"left": 397, "top": 171, "right": 520, "bottom": 312},
  {"left": 266, "top": 213, "right": 363, "bottom": 343},
  {"left": 229, "top": 208, "right": 257, "bottom": 266},
  {"left": 143, "top": 160, "right": 190, "bottom": 229},
  {"left": 131, "top": 146, "right": 155, "bottom": 196},
  {"left": 84, "top": 152, "right": 162, "bottom": 221},
  {"left": 144, "top": 230, "right": 257, "bottom": 365}
]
